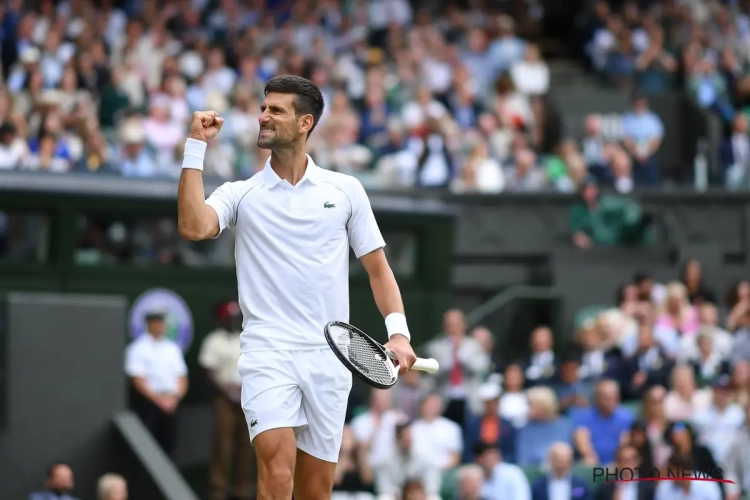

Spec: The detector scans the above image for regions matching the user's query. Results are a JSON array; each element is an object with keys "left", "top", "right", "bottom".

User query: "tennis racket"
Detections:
[{"left": 324, "top": 320, "right": 439, "bottom": 389}]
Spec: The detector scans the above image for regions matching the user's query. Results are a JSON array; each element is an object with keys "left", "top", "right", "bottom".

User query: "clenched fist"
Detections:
[{"left": 189, "top": 111, "right": 224, "bottom": 142}]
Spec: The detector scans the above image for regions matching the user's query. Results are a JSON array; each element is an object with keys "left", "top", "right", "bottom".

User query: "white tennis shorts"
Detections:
[{"left": 238, "top": 348, "right": 353, "bottom": 463}]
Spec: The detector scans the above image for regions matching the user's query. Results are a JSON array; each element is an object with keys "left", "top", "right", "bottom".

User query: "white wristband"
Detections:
[
  {"left": 385, "top": 313, "right": 410, "bottom": 342},
  {"left": 182, "top": 138, "right": 207, "bottom": 171}
]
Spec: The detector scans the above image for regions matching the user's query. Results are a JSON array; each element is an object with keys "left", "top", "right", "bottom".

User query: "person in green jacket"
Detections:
[{"left": 570, "top": 177, "right": 650, "bottom": 248}]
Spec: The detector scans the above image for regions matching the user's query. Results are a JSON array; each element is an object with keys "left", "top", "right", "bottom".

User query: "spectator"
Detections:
[
  {"left": 635, "top": 26, "right": 677, "bottom": 94},
  {"left": 680, "top": 260, "right": 716, "bottom": 306},
  {"left": 505, "top": 148, "right": 547, "bottom": 192},
  {"left": 115, "top": 119, "right": 158, "bottom": 178},
  {"left": 688, "top": 57, "right": 734, "bottom": 123},
  {"left": 198, "top": 301, "right": 255, "bottom": 500},
  {"left": 124, "top": 310, "right": 188, "bottom": 457},
  {"left": 639, "top": 386, "right": 672, "bottom": 469},
  {"left": 680, "top": 303, "right": 734, "bottom": 361},
  {"left": 516, "top": 387, "right": 574, "bottom": 466},
  {"left": 621, "top": 322, "right": 673, "bottom": 400},
  {"left": 603, "top": 33, "right": 638, "bottom": 89},
  {"left": 470, "top": 326, "right": 503, "bottom": 376},
  {"left": 333, "top": 426, "right": 369, "bottom": 495},
  {"left": 581, "top": 115, "right": 609, "bottom": 179},
  {"left": 463, "top": 382, "right": 517, "bottom": 464},
  {"left": 572, "top": 379, "right": 635, "bottom": 466},
  {"left": 351, "top": 389, "right": 404, "bottom": 486},
  {"left": 722, "top": 114, "right": 750, "bottom": 189},
  {"left": 96, "top": 473, "right": 127, "bottom": 500},
  {"left": 530, "top": 442, "right": 593, "bottom": 500},
  {"left": 576, "top": 321, "right": 624, "bottom": 396},
  {"left": 488, "top": 15, "right": 526, "bottom": 78},
  {"left": 500, "top": 362, "right": 531, "bottom": 428},
  {"left": 663, "top": 421, "right": 719, "bottom": 477},
  {"left": 691, "top": 374, "right": 745, "bottom": 465},
  {"left": 664, "top": 364, "right": 712, "bottom": 421},
  {"left": 689, "top": 332, "right": 731, "bottom": 387},
  {"left": 620, "top": 95, "right": 664, "bottom": 186},
  {"left": 29, "top": 463, "right": 80, "bottom": 500},
  {"left": 372, "top": 421, "right": 441, "bottom": 498},
  {"left": 411, "top": 394, "right": 463, "bottom": 471},
  {"left": 456, "top": 464, "right": 486, "bottom": 500},
  {"left": 594, "top": 444, "right": 656, "bottom": 500},
  {"left": 732, "top": 361, "right": 750, "bottom": 407},
  {"left": 654, "top": 452, "right": 722, "bottom": 500},
  {"left": 510, "top": 44, "right": 549, "bottom": 96},
  {"left": 554, "top": 353, "right": 589, "bottom": 414},
  {"left": 724, "top": 402, "right": 750, "bottom": 500},
  {"left": 655, "top": 282, "right": 700, "bottom": 339},
  {"left": 523, "top": 326, "right": 559, "bottom": 388},
  {"left": 392, "top": 369, "right": 428, "bottom": 422},
  {"left": 451, "top": 141, "right": 504, "bottom": 194},
  {"left": 570, "top": 177, "right": 650, "bottom": 249},
  {"left": 473, "top": 442, "right": 531, "bottom": 500},
  {"left": 423, "top": 309, "right": 489, "bottom": 427},
  {"left": 627, "top": 421, "right": 657, "bottom": 473}
]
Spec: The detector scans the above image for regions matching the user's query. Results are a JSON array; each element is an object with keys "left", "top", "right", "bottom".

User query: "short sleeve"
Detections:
[
  {"left": 345, "top": 178, "right": 386, "bottom": 258},
  {"left": 173, "top": 345, "right": 188, "bottom": 376},
  {"left": 124, "top": 344, "right": 147, "bottom": 377},
  {"left": 572, "top": 408, "right": 591, "bottom": 429},
  {"left": 205, "top": 182, "right": 238, "bottom": 235},
  {"left": 651, "top": 115, "right": 664, "bottom": 138},
  {"left": 449, "top": 421, "right": 463, "bottom": 453}
]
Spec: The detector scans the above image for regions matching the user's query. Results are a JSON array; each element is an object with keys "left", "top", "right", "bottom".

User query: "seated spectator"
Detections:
[
  {"left": 510, "top": 44, "right": 549, "bottom": 96},
  {"left": 627, "top": 421, "right": 656, "bottom": 473},
  {"left": 546, "top": 140, "right": 587, "bottom": 192},
  {"left": 594, "top": 444, "right": 656, "bottom": 500},
  {"left": 0, "top": 122, "right": 29, "bottom": 170},
  {"left": 451, "top": 141, "right": 504, "bottom": 194},
  {"left": 572, "top": 379, "right": 635, "bottom": 465},
  {"left": 456, "top": 464, "right": 487, "bottom": 500},
  {"left": 732, "top": 361, "right": 750, "bottom": 407},
  {"left": 655, "top": 282, "right": 700, "bottom": 340},
  {"left": 470, "top": 326, "right": 503, "bottom": 376},
  {"left": 603, "top": 34, "right": 638, "bottom": 89},
  {"left": 621, "top": 322, "right": 673, "bottom": 400},
  {"left": 96, "top": 473, "right": 128, "bottom": 500},
  {"left": 391, "top": 369, "right": 427, "bottom": 422},
  {"left": 124, "top": 310, "right": 188, "bottom": 457},
  {"left": 504, "top": 148, "right": 548, "bottom": 191},
  {"left": 581, "top": 115, "right": 609, "bottom": 178},
  {"left": 473, "top": 442, "right": 531, "bottom": 500},
  {"left": 464, "top": 382, "right": 517, "bottom": 463},
  {"left": 500, "top": 362, "right": 531, "bottom": 428},
  {"left": 620, "top": 95, "right": 663, "bottom": 186},
  {"left": 530, "top": 442, "right": 593, "bottom": 500},
  {"left": 722, "top": 114, "right": 750, "bottom": 189},
  {"left": 655, "top": 452, "right": 722, "bottom": 500},
  {"left": 554, "top": 353, "right": 589, "bottom": 414},
  {"left": 351, "top": 389, "right": 404, "bottom": 486},
  {"left": 115, "top": 119, "right": 158, "bottom": 177},
  {"left": 401, "top": 479, "right": 431, "bottom": 500},
  {"left": 679, "top": 304, "right": 734, "bottom": 362},
  {"left": 691, "top": 375, "right": 745, "bottom": 465},
  {"left": 724, "top": 402, "right": 750, "bottom": 500},
  {"left": 29, "top": 462, "right": 80, "bottom": 500},
  {"left": 639, "top": 386, "right": 672, "bottom": 469},
  {"left": 423, "top": 309, "right": 489, "bottom": 428},
  {"left": 576, "top": 321, "right": 625, "bottom": 397},
  {"left": 523, "top": 326, "right": 560, "bottom": 388},
  {"left": 607, "top": 147, "right": 635, "bottom": 194},
  {"left": 688, "top": 57, "right": 733, "bottom": 123},
  {"left": 680, "top": 260, "right": 716, "bottom": 306},
  {"left": 569, "top": 177, "right": 650, "bottom": 250},
  {"left": 726, "top": 281, "right": 750, "bottom": 332},
  {"left": 516, "top": 387, "right": 573, "bottom": 466},
  {"left": 664, "top": 364, "right": 712, "bottom": 421},
  {"left": 333, "top": 426, "right": 369, "bottom": 494},
  {"left": 24, "top": 132, "right": 72, "bottom": 173},
  {"left": 372, "top": 422, "right": 441, "bottom": 498},
  {"left": 690, "top": 332, "right": 731, "bottom": 387},
  {"left": 635, "top": 26, "right": 677, "bottom": 95},
  {"left": 411, "top": 394, "right": 463, "bottom": 471},
  {"left": 664, "top": 421, "right": 719, "bottom": 477}
]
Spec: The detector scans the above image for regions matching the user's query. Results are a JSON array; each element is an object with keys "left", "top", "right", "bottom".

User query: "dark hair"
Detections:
[
  {"left": 668, "top": 451, "right": 693, "bottom": 469},
  {"left": 633, "top": 272, "right": 652, "bottom": 285},
  {"left": 263, "top": 75, "right": 324, "bottom": 138},
  {"left": 473, "top": 441, "right": 499, "bottom": 458}
]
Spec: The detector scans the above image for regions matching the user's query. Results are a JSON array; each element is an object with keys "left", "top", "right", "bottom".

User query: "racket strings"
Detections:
[{"left": 331, "top": 325, "right": 396, "bottom": 386}]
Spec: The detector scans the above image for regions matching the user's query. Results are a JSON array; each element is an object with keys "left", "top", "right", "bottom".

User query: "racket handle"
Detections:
[{"left": 412, "top": 357, "right": 439, "bottom": 374}]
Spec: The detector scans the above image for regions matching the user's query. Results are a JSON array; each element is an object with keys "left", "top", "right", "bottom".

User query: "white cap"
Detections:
[{"left": 478, "top": 382, "right": 501, "bottom": 402}]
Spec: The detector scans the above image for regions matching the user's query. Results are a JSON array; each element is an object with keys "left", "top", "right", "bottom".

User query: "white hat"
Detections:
[{"left": 478, "top": 382, "right": 502, "bottom": 402}]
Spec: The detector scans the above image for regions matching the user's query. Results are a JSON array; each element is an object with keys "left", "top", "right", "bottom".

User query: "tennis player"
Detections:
[{"left": 177, "top": 75, "right": 417, "bottom": 499}]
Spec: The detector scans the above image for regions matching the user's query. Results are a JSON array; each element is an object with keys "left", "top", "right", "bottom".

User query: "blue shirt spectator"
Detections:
[
  {"left": 516, "top": 387, "right": 574, "bottom": 466},
  {"left": 28, "top": 463, "right": 81, "bottom": 500},
  {"left": 531, "top": 442, "right": 593, "bottom": 500},
  {"left": 621, "top": 96, "right": 664, "bottom": 186},
  {"left": 474, "top": 443, "right": 531, "bottom": 500},
  {"left": 572, "top": 379, "right": 635, "bottom": 465}
]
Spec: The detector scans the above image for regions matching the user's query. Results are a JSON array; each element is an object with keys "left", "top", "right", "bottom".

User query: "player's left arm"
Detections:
[{"left": 347, "top": 178, "right": 417, "bottom": 373}]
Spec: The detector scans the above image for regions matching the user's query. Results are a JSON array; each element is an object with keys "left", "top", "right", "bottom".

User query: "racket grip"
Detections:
[{"left": 412, "top": 357, "right": 439, "bottom": 374}]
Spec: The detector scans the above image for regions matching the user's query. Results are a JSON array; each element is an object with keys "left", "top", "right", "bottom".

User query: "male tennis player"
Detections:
[{"left": 177, "top": 75, "right": 417, "bottom": 499}]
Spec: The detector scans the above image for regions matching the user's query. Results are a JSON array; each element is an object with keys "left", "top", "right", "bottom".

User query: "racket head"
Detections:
[{"left": 324, "top": 321, "right": 398, "bottom": 389}]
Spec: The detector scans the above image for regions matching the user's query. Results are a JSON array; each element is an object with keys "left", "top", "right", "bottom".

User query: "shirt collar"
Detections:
[{"left": 263, "top": 154, "right": 320, "bottom": 188}]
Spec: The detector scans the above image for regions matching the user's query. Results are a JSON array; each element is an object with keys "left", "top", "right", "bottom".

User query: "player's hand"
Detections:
[
  {"left": 189, "top": 111, "right": 224, "bottom": 142},
  {"left": 385, "top": 334, "right": 417, "bottom": 375}
]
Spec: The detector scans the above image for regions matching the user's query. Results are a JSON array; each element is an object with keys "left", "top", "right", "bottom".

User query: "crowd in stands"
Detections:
[{"left": 28, "top": 464, "right": 127, "bottom": 500}]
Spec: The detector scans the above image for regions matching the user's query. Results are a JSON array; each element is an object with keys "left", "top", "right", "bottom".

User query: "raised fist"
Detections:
[{"left": 189, "top": 111, "right": 224, "bottom": 142}]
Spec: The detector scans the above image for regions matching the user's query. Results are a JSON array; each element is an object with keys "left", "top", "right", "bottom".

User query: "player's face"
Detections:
[{"left": 257, "top": 92, "right": 306, "bottom": 149}]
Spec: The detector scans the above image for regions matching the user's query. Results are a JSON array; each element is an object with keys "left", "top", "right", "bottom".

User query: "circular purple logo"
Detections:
[{"left": 129, "top": 288, "right": 194, "bottom": 352}]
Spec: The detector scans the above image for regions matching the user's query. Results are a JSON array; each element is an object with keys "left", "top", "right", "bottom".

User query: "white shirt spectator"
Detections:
[
  {"left": 125, "top": 334, "right": 187, "bottom": 394},
  {"left": 368, "top": 0, "right": 412, "bottom": 30},
  {"left": 0, "top": 139, "right": 29, "bottom": 170},
  {"left": 654, "top": 479, "right": 722, "bottom": 500},
  {"left": 482, "top": 462, "right": 531, "bottom": 500},
  {"left": 500, "top": 391, "right": 530, "bottom": 428},
  {"left": 351, "top": 409, "right": 403, "bottom": 465},
  {"left": 205, "top": 155, "right": 385, "bottom": 352},
  {"left": 411, "top": 416, "right": 462, "bottom": 469},
  {"left": 372, "top": 448, "right": 441, "bottom": 497},
  {"left": 198, "top": 328, "right": 242, "bottom": 388},
  {"left": 510, "top": 60, "right": 550, "bottom": 95},
  {"left": 691, "top": 403, "right": 745, "bottom": 464}
]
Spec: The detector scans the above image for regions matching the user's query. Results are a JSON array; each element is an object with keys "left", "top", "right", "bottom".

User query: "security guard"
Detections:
[{"left": 125, "top": 310, "right": 188, "bottom": 456}]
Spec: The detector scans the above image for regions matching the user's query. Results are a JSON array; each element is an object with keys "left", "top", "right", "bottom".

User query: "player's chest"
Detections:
[{"left": 239, "top": 186, "right": 349, "bottom": 237}]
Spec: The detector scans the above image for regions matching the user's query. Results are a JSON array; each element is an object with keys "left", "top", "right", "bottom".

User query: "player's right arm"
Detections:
[{"left": 177, "top": 111, "right": 225, "bottom": 241}]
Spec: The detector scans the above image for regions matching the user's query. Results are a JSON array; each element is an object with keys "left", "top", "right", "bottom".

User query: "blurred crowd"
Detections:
[{"left": 28, "top": 464, "right": 127, "bottom": 500}]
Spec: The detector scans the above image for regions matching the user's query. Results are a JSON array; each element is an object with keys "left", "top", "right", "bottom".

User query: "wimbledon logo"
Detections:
[{"left": 129, "top": 288, "right": 194, "bottom": 352}]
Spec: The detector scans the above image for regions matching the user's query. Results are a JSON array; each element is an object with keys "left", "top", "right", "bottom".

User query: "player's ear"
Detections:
[{"left": 298, "top": 114, "right": 314, "bottom": 135}]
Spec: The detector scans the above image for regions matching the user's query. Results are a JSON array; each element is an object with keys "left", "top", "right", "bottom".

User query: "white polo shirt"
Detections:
[
  {"left": 125, "top": 334, "right": 187, "bottom": 394},
  {"left": 205, "top": 155, "right": 385, "bottom": 352}
]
